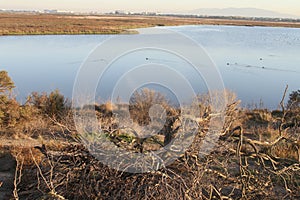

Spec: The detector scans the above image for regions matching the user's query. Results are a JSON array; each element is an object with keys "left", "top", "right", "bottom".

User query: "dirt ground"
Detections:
[{"left": 0, "top": 149, "right": 16, "bottom": 200}]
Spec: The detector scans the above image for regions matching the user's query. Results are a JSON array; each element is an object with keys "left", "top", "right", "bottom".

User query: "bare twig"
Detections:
[
  {"left": 279, "top": 85, "right": 289, "bottom": 136},
  {"left": 12, "top": 152, "right": 24, "bottom": 200}
]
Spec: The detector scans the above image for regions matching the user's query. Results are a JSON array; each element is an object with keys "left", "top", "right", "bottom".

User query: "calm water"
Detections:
[
  {"left": 172, "top": 25, "right": 300, "bottom": 108},
  {"left": 0, "top": 25, "right": 299, "bottom": 109}
]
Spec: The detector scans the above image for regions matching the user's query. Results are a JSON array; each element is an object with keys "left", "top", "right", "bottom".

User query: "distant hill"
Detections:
[{"left": 182, "top": 7, "right": 299, "bottom": 19}]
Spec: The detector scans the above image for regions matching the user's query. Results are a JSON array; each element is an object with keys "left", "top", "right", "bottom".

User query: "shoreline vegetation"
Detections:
[
  {"left": 0, "top": 71, "right": 299, "bottom": 199},
  {"left": 1, "top": 13, "right": 300, "bottom": 36}
]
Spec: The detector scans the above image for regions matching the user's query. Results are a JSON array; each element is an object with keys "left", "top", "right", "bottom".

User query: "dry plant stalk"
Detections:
[
  {"left": 4, "top": 88, "right": 299, "bottom": 199},
  {"left": 11, "top": 151, "right": 24, "bottom": 200}
]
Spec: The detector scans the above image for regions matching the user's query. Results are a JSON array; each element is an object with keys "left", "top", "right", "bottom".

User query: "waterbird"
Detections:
[{"left": 226, "top": 62, "right": 300, "bottom": 73}]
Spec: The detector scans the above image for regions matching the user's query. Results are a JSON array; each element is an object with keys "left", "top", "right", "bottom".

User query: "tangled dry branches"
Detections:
[{"left": 5, "top": 88, "right": 299, "bottom": 199}]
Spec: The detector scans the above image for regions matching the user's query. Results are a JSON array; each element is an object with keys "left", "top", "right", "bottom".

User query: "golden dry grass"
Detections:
[
  {"left": 1, "top": 13, "right": 300, "bottom": 35},
  {"left": 0, "top": 99, "right": 299, "bottom": 199}
]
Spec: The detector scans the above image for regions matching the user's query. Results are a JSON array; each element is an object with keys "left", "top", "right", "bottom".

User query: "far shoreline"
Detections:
[{"left": 1, "top": 13, "right": 300, "bottom": 36}]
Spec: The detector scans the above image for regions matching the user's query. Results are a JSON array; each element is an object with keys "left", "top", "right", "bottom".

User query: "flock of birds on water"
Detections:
[
  {"left": 67, "top": 56, "right": 300, "bottom": 74},
  {"left": 226, "top": 58, "right": 300, "bottom": 74}
]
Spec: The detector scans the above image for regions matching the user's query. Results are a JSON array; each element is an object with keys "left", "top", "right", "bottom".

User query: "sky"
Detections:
[{"left": 1, "top": 0, "right": 300, "bottom": 16}]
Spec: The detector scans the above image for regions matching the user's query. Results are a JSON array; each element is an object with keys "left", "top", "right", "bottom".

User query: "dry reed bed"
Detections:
[{"left": 1, "top": 13, "right": 300, "bottom": 35}]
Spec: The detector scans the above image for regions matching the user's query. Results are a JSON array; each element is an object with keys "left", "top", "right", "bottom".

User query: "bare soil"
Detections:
[{"left": 0, "top": 149, "right": 15, "bottom": 200}]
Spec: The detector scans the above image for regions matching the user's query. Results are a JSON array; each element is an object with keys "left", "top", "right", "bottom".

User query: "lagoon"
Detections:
[{"left": 0, "top": 25, "right": 299, "bottom": 109}]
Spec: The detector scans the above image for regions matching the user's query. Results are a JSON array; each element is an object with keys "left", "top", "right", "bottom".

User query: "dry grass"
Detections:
[
  {"left": 1, "top": 13, "right": 300, "bottom": 36},
  {"left": 11, "top": 99, "right": 299, "bottom": 199},
  {"left": 0, "top": 86, "right": 299, "bottom": 199}
]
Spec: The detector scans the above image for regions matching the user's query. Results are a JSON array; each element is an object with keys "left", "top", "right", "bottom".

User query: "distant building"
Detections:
[
  {"left": 43, "top": 9, "right": 74, "bottom": 14},
  {"left": 139, "top": 11, "right": 157, "bottom": 16},
  {"left": 115, "top": 10, "right": 126, "bottom": 15},
  {"left": 57, "top": 10, "right": 74, "bottom": 14},
  {"left": 44, "top": 9, "right": 58, "bottom": 14},
  {"left": 146, "top": 12, "right": 157, "bottom": 16}
]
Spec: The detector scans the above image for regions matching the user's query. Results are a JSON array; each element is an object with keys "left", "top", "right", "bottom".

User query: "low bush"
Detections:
[{"left": 29, "top": 90, "right": 70, "bottom": 120}]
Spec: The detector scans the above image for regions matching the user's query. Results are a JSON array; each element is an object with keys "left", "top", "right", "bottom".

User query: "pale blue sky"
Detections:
[{"left": 1, "top": 0, "right": 300, "bottom": 15}]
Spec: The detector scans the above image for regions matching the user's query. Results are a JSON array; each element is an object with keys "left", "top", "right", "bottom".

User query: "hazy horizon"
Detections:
[{"left": 1, "top": 0, "right": 300, "bottom": 17}]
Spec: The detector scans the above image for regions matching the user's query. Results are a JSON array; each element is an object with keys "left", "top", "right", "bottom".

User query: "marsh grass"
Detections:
[{"left": 2, "top": 13, "right": 300, "bottom": 36}]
